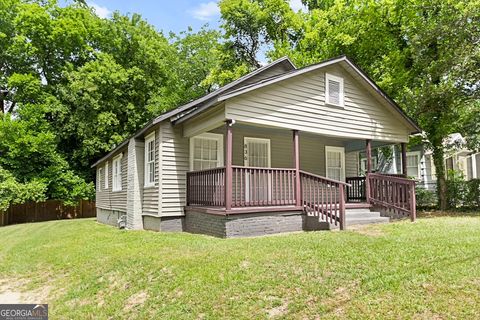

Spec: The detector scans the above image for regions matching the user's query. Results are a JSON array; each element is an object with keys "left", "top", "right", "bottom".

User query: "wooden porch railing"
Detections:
[
  {"left": 367, "top": 173, "right": 416, "bottom": 221},
  {"left": 346, "top": 176, "right": 366, "bottom": 202},
  {"left": 300, "top": 171, "right": 349, "bottom": 230},
  {"left": 186, "top": 166, "right": 297, "bottom": 208},
  {"left": 186, "top": 167, "right": 226, "bottom": 206},
  {"left": 231, "top": 166, "right": 296, "bottom": 207}
]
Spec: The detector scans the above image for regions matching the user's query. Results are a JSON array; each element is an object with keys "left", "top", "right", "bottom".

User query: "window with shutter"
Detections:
[{"left": 325, "top": 73, "right": 344, "bottom": 107}]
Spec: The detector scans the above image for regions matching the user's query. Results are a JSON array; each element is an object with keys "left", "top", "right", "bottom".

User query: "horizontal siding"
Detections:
[
  {"left": 211, "top": 125, "right": 346, "bottom": 177},
  {"left": 160, "top": 122, "right": 189, "bottom": 217},
  {"left": 95, "top": 148, "right": 128, "bottom": 212},
  {"left": 226, "top": 66, "right": 410, "bottom": 142},
  {"left": 142, "top": 127, "right": 160, "bottom": 215}
]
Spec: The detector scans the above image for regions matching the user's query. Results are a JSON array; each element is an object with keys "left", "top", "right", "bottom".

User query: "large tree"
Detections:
[
  {"left": 219, "top": 0, "right": 480, "bottom": 209},
  {"left": 0, "top": 0, "right": 233, "bottom": 206}
]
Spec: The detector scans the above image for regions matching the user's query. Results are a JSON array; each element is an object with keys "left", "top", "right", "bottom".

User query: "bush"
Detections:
[
  {"left": 445, "top": 170, "right": 480, "bottom": 210},
  {"left": 416, "top": 187, "right": 437, "bottom": 208}
]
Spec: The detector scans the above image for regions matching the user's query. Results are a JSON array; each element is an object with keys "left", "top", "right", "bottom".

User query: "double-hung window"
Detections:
[
  {"left": 406, "top": 151, "right": 421, "bottom": 179},
  {"left": 325, "top": 73, "right": 344, "bottom": 107},
  {"left": 112, "top": 154, "right": 123, "bottom": 192},
  {"left": 190, "top": 133, "right": 223, "bottom": 171},
  {"left": 145, "top": 132, "right": 156, "bottom": 187},
  {"left": 104, "top": 162, "right": 109, "bottom": 189},
  {"left": 97, "top": 167, "right": 103, "bottom": 190}
]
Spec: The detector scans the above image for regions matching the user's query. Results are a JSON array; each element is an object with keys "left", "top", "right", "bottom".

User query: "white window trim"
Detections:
[
  {"left": 244, "top": 137, "right": 272, "bottom": 168},
  {"left": 325, "top": 146, "right": 345, "bottom": 181},
  {"left": 360, "top": 156, "right": 378, "bottom": 175},
  {"left": 112, "top": 154, "right": 123, "bottom": 192},
  {"left": 189, "top": 132, "right": 224, "bottom": 171},
  {"left": 472, "top": 153, "right": 478, "bottom": 179},
  {"left": 144, "top": 132, "right": 156, "bottom": 187},
  {"left": 405, "top": 151, "right": 422, "bottom": 179},
  {"left": 325, "top": 73, "right": 344, "bottom": 107},
  {"left": 97, "top": 167, "right": 103, "bottom": 190},
  {"left": 104, "top": 162, "right": 109, "bottom": 189}
]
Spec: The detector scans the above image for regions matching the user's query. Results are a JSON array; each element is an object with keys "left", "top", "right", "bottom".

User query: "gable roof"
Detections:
[
  {"left": 91, "top": 57, "right": 296, "bottom": 168},
  {"left": 217, "top": 55, "right": 421, "bottom": 134},
  {"left": 92, "top": 55, "right": 421, "bottom": 168}
]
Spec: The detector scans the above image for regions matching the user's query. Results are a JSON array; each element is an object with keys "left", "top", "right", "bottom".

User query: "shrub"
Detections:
[
  {"left": 416, "top": 187, "right": 437, "bottom": 208},
  {"left": 445, "top": 170, "right": 480, "bottom": 210}
]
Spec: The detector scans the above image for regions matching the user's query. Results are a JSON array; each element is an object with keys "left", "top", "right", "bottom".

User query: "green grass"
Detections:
[{"left": 1, "top": 215, "right": 480, "bottom": 319}]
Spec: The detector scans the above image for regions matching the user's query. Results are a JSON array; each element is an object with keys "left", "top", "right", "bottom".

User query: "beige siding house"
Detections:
[{"left": 92, "top": 56, "right": 421, "bottom": 237}]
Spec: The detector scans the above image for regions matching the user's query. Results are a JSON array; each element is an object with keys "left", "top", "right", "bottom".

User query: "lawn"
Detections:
[{"left": 0, "top": 215, "right": 479, "bottom": 319}]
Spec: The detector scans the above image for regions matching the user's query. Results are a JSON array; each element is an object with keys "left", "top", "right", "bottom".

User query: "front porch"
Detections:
[{"left": 184, "top": 122, "right": 416, "bottom": 235}]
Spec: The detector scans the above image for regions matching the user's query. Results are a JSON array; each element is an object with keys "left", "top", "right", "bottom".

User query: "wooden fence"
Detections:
[{"left": 0, "top": 200, "right": 96, "bottom": 227}]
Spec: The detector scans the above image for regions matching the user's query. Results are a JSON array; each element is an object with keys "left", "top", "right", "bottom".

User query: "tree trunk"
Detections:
[{"left": 432, "top": 145, "right": 447, "bottom": 210}]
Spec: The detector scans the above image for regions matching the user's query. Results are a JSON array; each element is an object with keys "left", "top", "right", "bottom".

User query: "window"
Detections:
[
  {"left": 112, "top": 154, "right": 123, "bottom": 192},
  {"left": 325, "top": 146, "right": 345, "bottom": 181},
  {"left": 97, "top": 167, "right": 103, "bottom": 190},
  {"left": 325, "top": 73, "right": 344, "bottom": 107},
  {"left": 104, "top": 162, "right": 109, "bottom": 189},
  {"left": 190, "top": 133, "right": 223, "bottom": 171},
  {"left": 360, "top": 157, "right": 378, "bottom": 175},
  {"left": 144, "top": 132, "right": 156, "bottom": 187},
  {"left": 406, "top": 151, "right": 421, "bottom": 179}
]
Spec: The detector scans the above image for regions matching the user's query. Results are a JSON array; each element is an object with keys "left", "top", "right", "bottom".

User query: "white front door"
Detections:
[{"left": 244, "top": 138, "right": 271, "bottom": 203}]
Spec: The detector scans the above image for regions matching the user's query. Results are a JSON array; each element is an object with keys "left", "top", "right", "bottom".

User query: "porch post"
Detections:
[
  {"left": 365, "top": 139, "right": 372, "bottom": 202},
  {"left": 225, "top": 120, "right": 233, "bottom": 210},
  {"left": 401, "top": 142, "right": 407, "bottom": 176},
  {"left": 293, "top": 130, "right": 301, "bottom": 207}
]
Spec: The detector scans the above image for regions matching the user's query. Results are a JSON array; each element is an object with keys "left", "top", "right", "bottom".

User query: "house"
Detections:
[
  {"left": 368, "top": 133, "right": 480, "bottom": 191},
  {"left": 92, "top": 55, "right": 421, "bottom": 238}
]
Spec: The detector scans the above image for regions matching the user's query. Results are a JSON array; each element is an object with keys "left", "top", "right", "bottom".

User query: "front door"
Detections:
[{"left": 244, "top": 138, "right": 271, "bottom": 203}]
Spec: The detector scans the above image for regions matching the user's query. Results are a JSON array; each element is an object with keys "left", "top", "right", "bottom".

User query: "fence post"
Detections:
[{"left": 339, "top": 184, "right": 346, "bottom": 230}]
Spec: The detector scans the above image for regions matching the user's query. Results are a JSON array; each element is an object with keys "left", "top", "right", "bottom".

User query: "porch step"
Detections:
[
  {"left": 345, "top": 207, "right": 389, "bottom": 226},
  {"left": 345, "top": 215, "right": 389, "bottom": 227}
]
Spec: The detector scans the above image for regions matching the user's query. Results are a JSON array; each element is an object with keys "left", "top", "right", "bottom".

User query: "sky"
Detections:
[{"left": 82, "top": 0, "right": 306, "bottom": 34}]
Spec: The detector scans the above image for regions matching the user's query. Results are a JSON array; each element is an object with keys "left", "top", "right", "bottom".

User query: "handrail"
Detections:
[
  {"left": 300, "top": 171, "right": 346, "bottom": 230},
  {"left": 299, "top": 170, "right": 351, "bottom": 187},
  {"left": 368, "top": 172, "right": 415, "bottom": 184},
  {"left": 367, "top": 173, "right": 416, "bottom": 221},
  {"left": 232, "top": 165, "right": 295, "bottom": 171},
  {"left": 187, "top": 166, "right": 226, "bottom": 174}
]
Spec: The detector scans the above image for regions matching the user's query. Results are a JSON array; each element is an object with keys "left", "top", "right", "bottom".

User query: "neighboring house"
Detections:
[
  {"left": 92, "top": 55, "right": 421, "bottom": 238},
  {"left": 363, "top": 133, "right": 480, "bottom": 192}
]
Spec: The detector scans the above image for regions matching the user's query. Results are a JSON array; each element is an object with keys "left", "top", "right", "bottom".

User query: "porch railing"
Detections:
[
  {"left": 367, "top": 173, "right": 416, "bottom": 221},
  {"left": 186, "top": 167, "right": 226, "bottom": 207},
  {"left": 300, "top": 171, "right": 349, "bottom": 230},
  {"left": 346, "top": 176, "right": 366, "bottom": 202},
  {"left": 231, "top": 166, "right": 296, "bottom": 207},
  {"left": 186, "top": 166, "right": 297, "bottom": 208}
]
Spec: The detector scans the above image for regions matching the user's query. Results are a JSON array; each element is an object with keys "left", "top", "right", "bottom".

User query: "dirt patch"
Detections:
[
  {"left": 124, "top": 291, "right": 148, "bottom": 312},
  {"left": 0, "top": 279, "right": 51, "bottom": 304},
  {"left": 266, "top": 300, "right": 289, "bottom": 319}
]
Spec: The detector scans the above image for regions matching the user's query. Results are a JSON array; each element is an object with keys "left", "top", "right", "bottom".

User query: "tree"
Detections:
[{"left": 219, "top": 0, "right": 480, "bottom": 210}]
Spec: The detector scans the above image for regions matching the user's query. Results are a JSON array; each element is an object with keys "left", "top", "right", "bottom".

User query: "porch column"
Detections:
[
  {"left": 293, "top": 130, "right": 301, "bottom": 207},
  {"left": 365, "top": 139, "right": 372, "bottom": 202},
  {"left": 401, "top": 143, "right": 407, "bottom": 176},
  {"left": 225, "top": 120, "right": 233, "bottom": 210}
]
